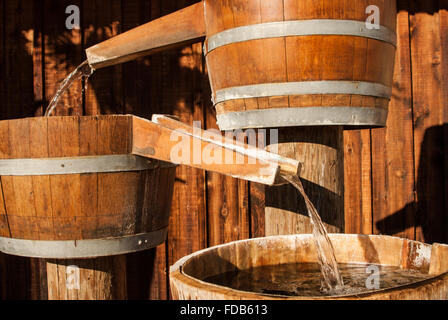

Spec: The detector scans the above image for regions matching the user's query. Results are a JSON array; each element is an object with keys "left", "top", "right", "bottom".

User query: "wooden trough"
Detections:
[{"left": 170, "top": 234, "right": 448, "bottom": 300}]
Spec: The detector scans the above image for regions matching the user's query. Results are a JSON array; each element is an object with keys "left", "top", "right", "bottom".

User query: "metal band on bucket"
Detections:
[
  {"left": 216, "top": 107, "right": 388, "bottom": 130},
  {"left": 213, "top": 81, "right": 392, "bottom": 105},
  {"left": 0, "top": 154, "right": 175, "bottom": 176},
  {"left": 205, "top": 19, "right": 397, "bottom": 54},
  {"left": 0, "top": 229, "right": 168, "bottom": 258}
]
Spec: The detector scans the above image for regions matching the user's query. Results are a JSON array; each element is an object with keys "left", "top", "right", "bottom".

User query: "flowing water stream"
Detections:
[
  {"left": 281, "top": 174, "right": 345, "bottom": 294},
  {"left": 45, "top": 60, "right": 93, "bottom": 116}
]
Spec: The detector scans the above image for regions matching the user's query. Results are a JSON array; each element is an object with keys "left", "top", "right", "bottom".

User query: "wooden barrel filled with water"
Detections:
[
  {"left": 170, "top": 234, "right": 448, "bottom": 300},
  {"left": 0, "top": 115, "right": 176, "bottom": 259},
  {"left": 203, "top": 0, "right": 397, "bottom": 130}
]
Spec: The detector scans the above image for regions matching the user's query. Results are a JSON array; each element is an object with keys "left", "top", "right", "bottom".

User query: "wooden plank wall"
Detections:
[{"left": 0, "top": 0, "right": 447, "bottom": 299}]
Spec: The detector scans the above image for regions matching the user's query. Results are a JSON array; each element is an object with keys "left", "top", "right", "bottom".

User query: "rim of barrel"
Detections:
[
  {"left": 170, "top": 234, "right": 447, "bottom": 300},
  {"left": 0, "top": 228, "right": 168, "bottom": 258}
]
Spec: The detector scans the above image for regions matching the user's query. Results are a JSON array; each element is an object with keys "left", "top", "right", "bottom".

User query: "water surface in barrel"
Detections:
[
  {"left": 282, "top": 174, "right": 345, "bottom": 294},
  {"left": 203, "top": 262, "right": 433, "bottom": 297},
  {"left": 45, "top": 60, "right": 93, "bottom": 116}
]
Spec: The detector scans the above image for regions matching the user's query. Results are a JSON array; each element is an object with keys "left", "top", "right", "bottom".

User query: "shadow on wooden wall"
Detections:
[{"left": 376, "top": 124, "right": 448, "bottom": 244}]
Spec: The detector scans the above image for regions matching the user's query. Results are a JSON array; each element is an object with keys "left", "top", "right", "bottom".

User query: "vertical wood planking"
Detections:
[
  {"left": 43, "top": 0, "right": 83, "bottom": 116},
  {"left": 118, "top": 0, "right": 166, "bottom": 300},
  {"left": 3, "top": 0, "right": 36, "bottom": 119},
  {"left": 165, "top": 0, "right": 208, "bottom": 293},
  {"left": 33, "top": 0, "right": 45, "bottom": 116},
  {"left": 344, "top": 130, "right": 372, "bottom": 234},
  {"left": 122, "top": 0, "right": 152, "bottom": 116},
  {"left": 439, "top": 1, "right": 448, "bottom": 245},
  {"left": 0, "top": 7, "right": 7, "bottom": 300},
  {"left": 410, "top": 0, "right": 446, "bottom": 243},
  {"left": 372, "top": 1, "right": 416, "bottom": 240},
  {"left": 83, "top": 0, "right": 122, "bottom": 115}
]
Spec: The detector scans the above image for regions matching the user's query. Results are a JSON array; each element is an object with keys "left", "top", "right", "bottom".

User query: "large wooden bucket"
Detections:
[
  {"left": 204, "top": 0, "right": 397, "bottom": 130},
  {"left": 170, "top": 234, "right": 448, "bottom": 300},
  {"left": 0, "top": 115, "right": 176, "bottom": 259},
  {"left": 86, "top": 0, "right": 397, "bottom": 130}
]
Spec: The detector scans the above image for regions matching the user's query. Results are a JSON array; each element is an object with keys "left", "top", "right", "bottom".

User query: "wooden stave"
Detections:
[
  {"left": 169, "top": 234, "right": 448, "bottom": 300},
  {"left": 203, "top": 0, "right": 397, "bottom": 128}
]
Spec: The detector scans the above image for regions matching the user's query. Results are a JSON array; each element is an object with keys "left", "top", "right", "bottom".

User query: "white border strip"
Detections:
[
  {"left": 214, "top": 81, "right": 392, "bottom": 104},
  {"left": 0, "top": 154, "right": 175, "bottom": 176},
  {"left": 0, "top": 229, "right": 168, "bottom": 258},
  {"left": 216, "top": 107, "right": 388, "bottom": 130},
  {"left": 206, "top": 19, "right": 397, "bottom": 53}
]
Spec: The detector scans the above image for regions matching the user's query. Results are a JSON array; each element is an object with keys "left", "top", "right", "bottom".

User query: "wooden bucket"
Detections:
[
  {"left": 0, "top": 115, "right": 176, "bottom": 259},
  {"left": 204, "top": 0, "right": 397, "bottom": 130},
  {"left": 86, "top": 0, "right": 397, "bottom": 130},
  {"left": 170, "top": 234, "right": 448, "bottom": 300}
]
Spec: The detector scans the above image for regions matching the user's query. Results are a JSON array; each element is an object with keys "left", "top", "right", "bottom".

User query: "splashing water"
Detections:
[
  {"left": 45, "top": 60, "right": 93, "bottom": 117},
  {"left": 281, "top": 174, "right": 345, "bottom": 294}
]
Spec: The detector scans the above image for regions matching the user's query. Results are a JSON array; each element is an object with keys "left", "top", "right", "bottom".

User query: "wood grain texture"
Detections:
[
  {"left": 1, "top": 0, "right": 448, "bottom": 301},
  {"left": 410, "top": 1, "right": 446, "bottom": 244},
  {"left": 45, "top": 257, "right": 127, "bottom": 300},
  {"left": 43, "top": 0, "right": 83, "bottom": 116},
  {"left": 83, "top": 0, "right": 122, "bottom": 115},
  {"left": 205, "top": 0, "right": 397, "bottom": 122},
  {"left": 344, "top": 129, "right": 372, "bottom": 235},
  {"left": 265, "top": 127, "right": 344, "bottom": 235},
  {"left": 86, "top": 1, "right": 206, "bottom": 69},
  {"left": 372, "top": 4, "right": 416, "bottom": 240},
  {"left": 0, "top": 116, "right": 175, "bottom": 241}
]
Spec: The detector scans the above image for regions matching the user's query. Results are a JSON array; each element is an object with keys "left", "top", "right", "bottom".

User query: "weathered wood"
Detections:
[
  {"left": 44, "top": 257, "right": 127, "bottom": 300},
  {"left": 83, "top": 0, "right": 122, "bottom": 115},
  {"left": 170, "top": 234, "right": 448, "bottom": 300},
  {"left": 205, "top": 0, "right": 397, "bottom": 128},
  {"left": 265, "top": 127, "right": 344, "bottom": 235},
  {"left": 0, "top": 116, "right": 176, "bottom": 242},
  {"left": 343, "top": 129, "right": 372, "bottom": 234},
  {"left": 0, "top": 116, "right": 176, "bottom": 299},
  {"left": 86, "top": 2, "right": 206, "bottom": 69},
  {"left": 132, "top": 115, "right": 300, "bottom": 185},
  {"left": 43, "top": 0, "right": 83, "bottom": 116},
  {"left": 3, "top": 0, "right": 36, "bottom": 119},
  {"left": 410, "top": 1, "right": 446, "bottom": 244},
  {"left": 372, "top": 3, "right": 415, "bottom": 240}
]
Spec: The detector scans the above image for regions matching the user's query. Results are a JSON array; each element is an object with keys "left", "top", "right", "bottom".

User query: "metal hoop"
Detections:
[
  {"left": 205, "top": 19, "right": 397, "bottom": 54},
  {"left": 0, "top": 229, "right": 168, "bottom": 258}
]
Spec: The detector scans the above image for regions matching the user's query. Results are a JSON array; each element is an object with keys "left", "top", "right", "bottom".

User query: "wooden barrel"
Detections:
[
  {"left": 203, "top": 0, "right": 397, "bottom": 130},
  {"left": 0, "top": 115, "right": 176, "bottom": 259},
  {"left": 170, "top": 234, "right": 448, "bottom": 300}
]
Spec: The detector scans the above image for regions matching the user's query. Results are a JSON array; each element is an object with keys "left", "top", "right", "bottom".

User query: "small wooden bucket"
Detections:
[
  {"left": 203, "top": 0, "right": 397, "bottom": 130},
  {"left": 0, "top": 115, "right": 176, "bottom": 259},
  {"left": 170, "top": 234, "right": 448, "bottom": 300}
]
